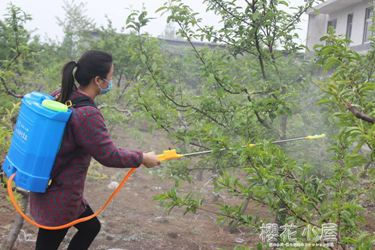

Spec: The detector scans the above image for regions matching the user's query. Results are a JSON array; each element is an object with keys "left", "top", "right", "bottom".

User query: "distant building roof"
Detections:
[
  {"left": 307, "top": 0, "right": 364, "bottom": 15},
  {"left": 158, "top": 38, "right": 225, "bottom": 49}
]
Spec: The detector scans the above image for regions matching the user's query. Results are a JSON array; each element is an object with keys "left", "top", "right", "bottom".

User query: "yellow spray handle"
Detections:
[
  {"left": 157, "top": 149, "right": 183, "bottom": 161},
  {"left": 304, "top": 134, "right": 326, "bottom": 140}
]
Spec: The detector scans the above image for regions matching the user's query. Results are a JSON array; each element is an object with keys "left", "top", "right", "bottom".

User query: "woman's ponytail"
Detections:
[
  {"left": 58, "top": 51, "right": 112, "bottom": 102},
  {"left": 59, "top": 61, "right": 77, "bottom": 103}
]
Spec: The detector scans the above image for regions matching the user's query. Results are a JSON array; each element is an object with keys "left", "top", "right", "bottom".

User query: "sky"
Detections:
[{"left": 0, "top": 0, "right": 311, "bottom": 44}]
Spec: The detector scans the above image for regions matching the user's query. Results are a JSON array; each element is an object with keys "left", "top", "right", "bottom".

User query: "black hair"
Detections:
[{"left": 59, "top": 50, "right": 113, "bottom": 103}]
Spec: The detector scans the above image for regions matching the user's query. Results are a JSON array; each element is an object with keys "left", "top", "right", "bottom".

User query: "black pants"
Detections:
[{"left": 35, "top": 205, "right": 101, "bottom": 250}]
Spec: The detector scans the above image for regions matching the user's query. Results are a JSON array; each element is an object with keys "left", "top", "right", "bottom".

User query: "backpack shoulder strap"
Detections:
[{"left": 48, "top": 95, "right": 96, "bottom": 189}]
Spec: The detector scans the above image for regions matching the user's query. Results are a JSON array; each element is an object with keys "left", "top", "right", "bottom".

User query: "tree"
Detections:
[
  {"left": 0, "top": 3, "right": 35, "bottom": 100},
  {"left": 158, "top": 23, "right": 181, "bottom": 40},
  {"left": 126, "top": 0, "right": 374, "bottom": 247},
  {"left": 56, "top": 0, "right": 95, "bottom": 59},
  {"left": 314, "top": 32, "right": 375, "bottom": 246}
]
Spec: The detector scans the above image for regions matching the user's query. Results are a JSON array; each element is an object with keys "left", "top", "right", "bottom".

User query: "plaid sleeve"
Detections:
[{"left": 73, "top": 108, "right": 143, "bottom": 168}]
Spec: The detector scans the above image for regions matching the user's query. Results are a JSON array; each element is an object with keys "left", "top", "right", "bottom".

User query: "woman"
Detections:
[{"left": 29, "top": 50, "right": 160, "bottom": 250}]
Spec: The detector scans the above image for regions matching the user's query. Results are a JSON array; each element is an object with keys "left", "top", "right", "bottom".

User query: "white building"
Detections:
[{"left": 306, "top": 0, "right": 374, "bottom": 53}]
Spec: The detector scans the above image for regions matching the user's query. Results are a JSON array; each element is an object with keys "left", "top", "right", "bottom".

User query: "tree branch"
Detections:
[
  {"left": 97, "top": 103, "right": 132, "bottom": 116},
  {"left": 175, "top": 20, "right": 274, "bottom": 129},
  {"left": 0, "top": 77, "right": 24, "bottom": 98},
  {"left": 211, "top": 0, "right": 251, "bottom": 25},
  {"left": 345, "top": 102, "right": 375, "bottom": 124},
  {"left": 137, "top": 89, "right": 210, "bottom": 151},
  {"left": 138, "top": 31, "right": 229, "bottom": 128}
]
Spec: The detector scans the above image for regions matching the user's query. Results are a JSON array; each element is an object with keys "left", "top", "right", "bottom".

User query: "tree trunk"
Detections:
[
  {"left": 2, "top": 190, "right": 29, "bottom": 250},
  {"left": 275, "top": 115, "right": 288, "bottom": 226}
]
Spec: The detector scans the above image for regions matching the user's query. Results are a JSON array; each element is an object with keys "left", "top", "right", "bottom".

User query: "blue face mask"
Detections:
[{"left": 99, "top": 79, "right": 112, "bottom": 95}]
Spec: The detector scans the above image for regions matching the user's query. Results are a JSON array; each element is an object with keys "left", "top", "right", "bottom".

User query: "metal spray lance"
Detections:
[{"left": 156, "top": 134, "right": 326, "bottom": 161}]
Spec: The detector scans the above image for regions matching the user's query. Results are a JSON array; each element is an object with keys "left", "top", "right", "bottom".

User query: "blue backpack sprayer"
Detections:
[
  {"left": 1, "top": 91, "right": 326, "bottom": 229},
  {"left": 3, "top": 92, "right": 72, "bottom": 192}
]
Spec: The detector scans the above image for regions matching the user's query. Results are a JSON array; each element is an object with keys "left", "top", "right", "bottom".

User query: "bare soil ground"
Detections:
[
  {"left": 0, "top": 165, "right": 265, "bottom": 250},
  {"left": 0, "top": 127, "right": 263, "bottom": 249},
  {"left": 1, "top": 126, "right": 374, "bottom": 250}
]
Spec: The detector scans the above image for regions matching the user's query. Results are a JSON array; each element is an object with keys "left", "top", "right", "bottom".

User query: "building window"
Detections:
[
  {"left": 346, "top": 14, "right": 353, "bottom": 40},
  {"left": 363, "top": 7, "right": 373, "bottom": 43},
  {"left": 327, "top": 19, "right": 337, "bottom": 32}
]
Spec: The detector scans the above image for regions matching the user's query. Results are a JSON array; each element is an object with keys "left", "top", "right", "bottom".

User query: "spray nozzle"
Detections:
[{"left": 304, "top": 134, "right": 326, "bottom": 140}]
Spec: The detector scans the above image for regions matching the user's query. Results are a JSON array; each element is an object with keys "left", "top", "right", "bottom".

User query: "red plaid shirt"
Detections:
[{"left": 29, "top": 90, "right": 143, "bottom": 226}]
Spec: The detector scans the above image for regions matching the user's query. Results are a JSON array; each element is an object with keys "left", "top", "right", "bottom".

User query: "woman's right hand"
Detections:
[{"left": 142, "top": 152, "right": 161, "bottom": 168}]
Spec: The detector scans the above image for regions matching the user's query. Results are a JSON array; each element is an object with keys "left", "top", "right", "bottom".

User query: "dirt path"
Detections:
[{"left": 0, "top": 166, "right": 263, "bottom": 250}]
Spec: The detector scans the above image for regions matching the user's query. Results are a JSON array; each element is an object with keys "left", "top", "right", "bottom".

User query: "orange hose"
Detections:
[{"left": 7, "top": 168, "right": 137, "bottom": 230}]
